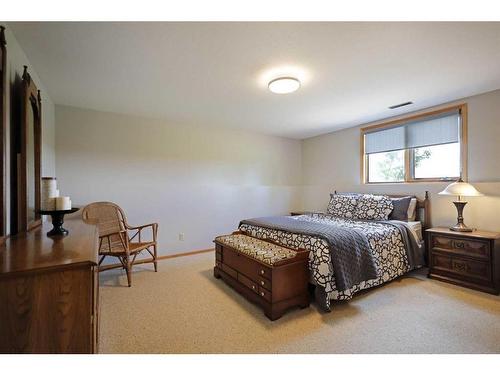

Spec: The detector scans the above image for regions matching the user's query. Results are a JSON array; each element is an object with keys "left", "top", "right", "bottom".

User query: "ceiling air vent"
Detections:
[
  {"left": 389, "top": 101, "right": 413, "bottom": 109},
  {"left": 389, "top": 102, "right": 413, "bottom": 109}
]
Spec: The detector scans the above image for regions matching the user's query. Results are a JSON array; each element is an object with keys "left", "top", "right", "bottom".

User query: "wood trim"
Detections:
[
  {"left": 359, "top": 130, "right": 365, "bottom": 183},
  {"left": 0, "top": 26, "right": 6, "bottom": 242},
  {"left": 158, "top": 247, "right": 214, "bottom": 260},
  {"left": 11, "top": 66, "right": 42, "bottom": 234},
  {"left": 404, "top": 149, "right": 411, "bottom": 182},
  {"left": 360, "top": 103, "right": 465, "bottom": 133},
  {"left": 99, "top": 248, "right": 214, "bottom": 272},
  {"left": 460, "top": 103, "right": 468, "bottom": 181},
  {"left": 361, "top": 103, "right": 468, "bottom": 184}
]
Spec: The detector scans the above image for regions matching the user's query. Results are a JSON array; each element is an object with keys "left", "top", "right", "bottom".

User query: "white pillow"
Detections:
[{"left": 407, "top": 198, "right": 417, "bottom": 221}]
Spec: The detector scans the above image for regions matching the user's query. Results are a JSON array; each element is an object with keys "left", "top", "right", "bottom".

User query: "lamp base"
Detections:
[
  {"left": 450, "top": 222, "right": 474, "bottom": 232},
  {"left": 450, "top": 201, "right": 474, "bottom": 232}
]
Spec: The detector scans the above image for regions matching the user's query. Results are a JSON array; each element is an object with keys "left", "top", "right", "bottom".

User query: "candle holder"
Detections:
[{"left": 39, "top": 208, "right": 80, "bottom": 237}]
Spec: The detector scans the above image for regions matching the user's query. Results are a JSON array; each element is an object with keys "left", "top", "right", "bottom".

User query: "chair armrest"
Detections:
[
  {"left": 99, "top": 229, "right": 128, "bottom": 239},
  {"left": 126, "top": 223, "right": 158, "bottom": 242},
  {"left": 126, "top": 223, "right": 158, "bottom": 231}
]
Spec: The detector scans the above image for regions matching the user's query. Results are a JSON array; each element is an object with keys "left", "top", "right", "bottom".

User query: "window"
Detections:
[
  {"left": 361, "top": 104, "right": 467, "bottom": 183},
  {"left": 368, "top": 150, "right": 405, "bottom": 183}
]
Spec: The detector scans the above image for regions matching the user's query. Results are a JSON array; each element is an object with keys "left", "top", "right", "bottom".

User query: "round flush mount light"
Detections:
[{"left": 268, "top": 77, "right": 301, "bottom": 94}]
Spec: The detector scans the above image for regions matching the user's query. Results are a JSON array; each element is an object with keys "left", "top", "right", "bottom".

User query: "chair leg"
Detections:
[
  {"left": 125, "top": 254, "right": 132, "bottom": 287},
  {"left": 153, "top": 244, "right": 158, "bottom": 272},
  {"left": 98, "top": 254, "right": 106, "bottom": 266}
]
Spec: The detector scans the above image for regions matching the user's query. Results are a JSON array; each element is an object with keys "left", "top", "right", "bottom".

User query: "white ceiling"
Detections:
[{"left": 9, "top": 22, "right": 500, "bottom": 139}]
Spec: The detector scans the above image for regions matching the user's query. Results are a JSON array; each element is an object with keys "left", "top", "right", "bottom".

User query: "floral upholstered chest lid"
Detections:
[{"left": 215, "top": 234, "right": 297, "bottom": 265}]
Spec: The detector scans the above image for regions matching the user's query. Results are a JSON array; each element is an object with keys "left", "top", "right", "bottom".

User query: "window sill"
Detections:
[{"left": 364, "top": 179, "right": 458, "bottom": 185}]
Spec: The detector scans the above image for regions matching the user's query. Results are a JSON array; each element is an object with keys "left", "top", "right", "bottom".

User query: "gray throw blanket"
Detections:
[
  {"left": 240, "top": 216, "right": 377, "bottom": 291},
  {"left": 239, "top": 216, "right": 425, "bottom": 292}
]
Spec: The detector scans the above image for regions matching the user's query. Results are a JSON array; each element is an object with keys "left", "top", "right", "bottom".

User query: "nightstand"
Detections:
[{"left": 426, "top": 227, "right": 500, "bottom": 294}]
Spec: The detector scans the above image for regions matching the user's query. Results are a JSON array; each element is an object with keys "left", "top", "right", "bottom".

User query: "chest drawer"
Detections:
[
  {"left": 431, "top": 235, "right": 490, "bottom": 260},
  {"left": 238, "top": 273, "right": 258, "bottom": 293},
  {"left": 222, "top": 247, "right": 272, "bottom": 282},
  {"left": 258, "top": 286, "right": 272, "bottom": 302},
  {"left": 431, "top": 252, "right": 492, "bottom": 283},
  {"left": 257, "top": 275, "right": 271, "bottom": 291}
]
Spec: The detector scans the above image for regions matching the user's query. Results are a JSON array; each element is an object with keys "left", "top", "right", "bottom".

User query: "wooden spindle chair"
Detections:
[{"left": 82, "top": 202, "right": 158, "bottom": 287}]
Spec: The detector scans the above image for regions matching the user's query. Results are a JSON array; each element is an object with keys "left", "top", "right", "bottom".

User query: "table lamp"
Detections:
[{"left": 438, "top": 178, "right": 483, "bottom": 232}]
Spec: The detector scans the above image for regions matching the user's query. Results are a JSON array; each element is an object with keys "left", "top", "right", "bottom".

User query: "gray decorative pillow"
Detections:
[
  {"left": 354, "top": 194, "right": 393, "bottom": 220},
  {"left": 327, "top": 194, "right": 359, "bottom": 219},
  {"left": 389, "top": 196, "right": 413, "bottom": 221}
]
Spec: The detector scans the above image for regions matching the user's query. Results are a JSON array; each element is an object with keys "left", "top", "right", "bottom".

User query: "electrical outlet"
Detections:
[{"left": 178, "top": 232, "right": 185, "bottom": 241}]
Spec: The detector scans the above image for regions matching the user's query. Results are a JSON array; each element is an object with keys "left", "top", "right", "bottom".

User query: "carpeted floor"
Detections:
[{"left": 98, "top": 251, "right": 500, "bottom": 354}]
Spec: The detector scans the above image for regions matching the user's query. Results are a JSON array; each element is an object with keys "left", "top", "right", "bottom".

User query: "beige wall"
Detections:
[
  {"left": 302, "top": 89, "right": 500, "bottom": 232},
  {"left": 55, "top": 105, "right": 302, "bottom": 255},
  {"left": 55, "top": 89, "right": 500, "bottom": 254},
  {"left": 3, "top": 26, "right": 56, "bottom": 233}
]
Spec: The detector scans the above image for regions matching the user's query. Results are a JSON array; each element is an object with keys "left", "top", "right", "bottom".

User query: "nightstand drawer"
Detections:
[
  {"left": 431, "top": 253, "right": 492, "bottom": 283},
  {"left": 431, "top": 235, "right": 490, "bottom": 260}
]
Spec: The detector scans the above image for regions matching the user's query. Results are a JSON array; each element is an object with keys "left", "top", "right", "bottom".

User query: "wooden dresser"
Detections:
[
  {"left": 427, "top": 227, "right": 500, "bottom": 294},
  {"left": 0, "top": 214, "right": 99, "bottom": 353}
]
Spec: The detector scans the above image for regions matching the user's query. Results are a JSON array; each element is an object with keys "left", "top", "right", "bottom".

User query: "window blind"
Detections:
[{"left": 364, "top": 110, "right": 460, "bottom": 154}]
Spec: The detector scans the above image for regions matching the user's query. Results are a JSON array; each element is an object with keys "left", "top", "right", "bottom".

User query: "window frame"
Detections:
[{"left": 360, "top": 103, "right": 468, "bottom": 184}]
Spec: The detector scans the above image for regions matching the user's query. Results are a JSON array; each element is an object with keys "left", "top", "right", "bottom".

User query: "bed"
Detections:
[{"left": 238, "top": 192, "right": 430, "bottom": 311}]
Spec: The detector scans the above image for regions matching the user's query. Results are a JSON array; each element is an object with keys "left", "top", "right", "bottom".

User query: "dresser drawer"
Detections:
[
  {"left": 431, "top": 235, "right": 490, "bottom": 260},
  {"left": 222, "top": 247, "right": 272, "bottom": 282},
  {"left": 431, "top": 253, "right": 492, "bottom": 283}
]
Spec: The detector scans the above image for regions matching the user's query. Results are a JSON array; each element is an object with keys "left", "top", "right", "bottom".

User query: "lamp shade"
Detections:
[{"left": 438, "top": 180, "right": 484, "bottom": 197}]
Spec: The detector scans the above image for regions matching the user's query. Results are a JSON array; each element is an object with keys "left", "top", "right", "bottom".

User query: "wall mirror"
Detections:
[
  {"left": 11, "top": 65, "right": 42, "bottom": 233},
  {"left": 0, "top": 27, "right": 6, "bottom": 242}
]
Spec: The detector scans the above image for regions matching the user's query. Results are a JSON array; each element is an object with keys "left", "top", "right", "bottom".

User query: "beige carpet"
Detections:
[{"left": 98, "top": 251, "right": 500, "bottom": 353}]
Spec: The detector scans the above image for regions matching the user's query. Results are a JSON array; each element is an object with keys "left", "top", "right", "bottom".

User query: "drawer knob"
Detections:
[
  {"left": 252, "top": 285, "right": 256, "bottom": 290},
  {"left": 452, "top": 260, "right": 468, "bottom": 272},
  {"left": 455, "top": 241, "right": 465, "bottom": 249},
  {"left": 260, "top": 281, "right": 265, "bottom": 286},
  {"left": 260, "top": 269, "right": 265, "bottom": 275},
  {"left": 260, "top": 292, "right": 265, "bottom": 297}
]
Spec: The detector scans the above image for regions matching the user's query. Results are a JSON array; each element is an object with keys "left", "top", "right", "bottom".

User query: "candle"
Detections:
[
  {"left": 41, "top": 177, "right": 58, "bottom": 211},
  {"left": 55, "top": 196, "right": 72, "bottom": 211}
]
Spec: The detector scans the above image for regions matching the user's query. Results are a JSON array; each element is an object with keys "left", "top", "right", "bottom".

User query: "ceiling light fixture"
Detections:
[{"left": 268, "top": 77, "right": 300, "bottom": 94}]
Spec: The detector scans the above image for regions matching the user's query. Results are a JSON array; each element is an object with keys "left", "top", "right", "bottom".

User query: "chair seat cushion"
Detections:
[{"left": 215, "top": 234, "right": 297, "bottom": 266}]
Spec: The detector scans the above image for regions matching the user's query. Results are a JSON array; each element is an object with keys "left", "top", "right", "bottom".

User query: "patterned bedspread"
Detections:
[{"left": 239, "top": 213, "right": 416, "bottom": 304}]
